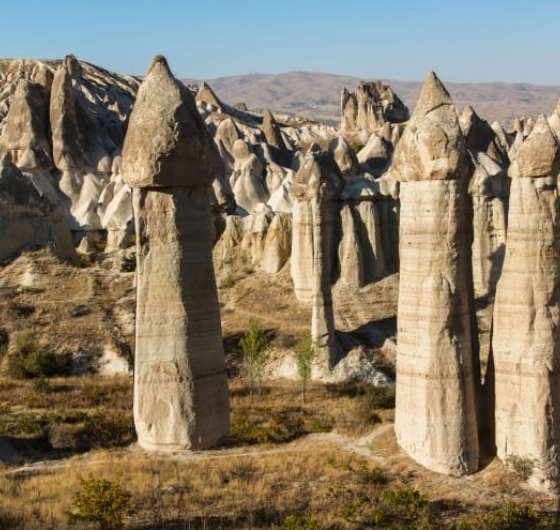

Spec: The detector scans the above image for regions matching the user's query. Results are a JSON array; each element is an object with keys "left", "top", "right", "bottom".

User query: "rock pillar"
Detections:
[
  {"left": 493, "top": 115, "right": 560, "bottom": 493},
  {"left": 392, "top": 72, "right": 480, "bottom": 475},
  {"left": 122, "top": 56, "right": 229, "bottom": 451}
]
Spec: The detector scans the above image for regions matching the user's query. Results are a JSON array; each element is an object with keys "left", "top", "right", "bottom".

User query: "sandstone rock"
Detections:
[
  {"left": 230, "top": 141, "right": 268, "bottom": 214},
  {"left": 260, "top": 212, "right": 292, "bottom": 273},
  {"left": 291, "top": 148, "right": 343, "bottom": 368},
  {"left": 0, "top": 156, "right": 76, "bottom": 263},
  {"left": 261, "top": 110, "right": 291, "bottom": 167},
  {"left": 460, "top": 106, "right": 509, "bottom": 303},
  {"left": 493, "top": 115, "right": 560, "bottom": 494},
  {"left": 340, "top": 81, "right": 409, "bottom": 132},
  {"left": 0, "top": 79, "right": 52, "bottom": 169},
  {"left": 50, "top": 55, "right": 94, "bottom": 171},
  {"left": 338, "top": 204, "right": 364, "bottom": 287},
  {"left": 356, "top": 133, "right": 390, "bottom": 176},
  {"left": 195, "top": 81, "right": 226, "bottom": 113},
  {"left": 328, "top": 136, "right": 359, "bottom": 178},
  {"left": 122, "top": 56, "right": 229, "bottom": 451},
  {"left": 215, "top": 117, "right": 241, "bottom": 153},
  {"left": 392, "top": 71, "right": 480, "bottom": 476}
]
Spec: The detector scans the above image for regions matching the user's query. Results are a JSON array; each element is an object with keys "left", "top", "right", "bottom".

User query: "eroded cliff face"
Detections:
[
  {"left": 392, "top": 72, "right": 480, "bottom": 476},
  {"left": 492, "top": 115, "right": 560, "bottom": 494},
  {"left": 122, "top": 56, "right": 229, "bottom": 451}
]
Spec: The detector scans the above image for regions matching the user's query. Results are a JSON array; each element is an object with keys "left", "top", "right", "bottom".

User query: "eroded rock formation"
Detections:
[
  {"left": 122, "top": 55, "right": 229, "bottom": 451},
  {"left": 0, "top": 155, "right": 76, "bottom": 263},
  {"left": 493, "top": 114, "right": 560, "bottom": 494},
  {"left": 341, "top": 81, "right": 409, "bottom": 132},
  {"left": 290, "top": 148, "right": 343, "bottom": 367},
  {"left": 392, "top": 72, "right": 480, "bottom": 476}
]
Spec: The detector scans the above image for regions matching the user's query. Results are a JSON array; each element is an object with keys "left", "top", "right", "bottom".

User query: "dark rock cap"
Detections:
[{"left": 122, "top": 55, "right": 222, "bottom": 188}]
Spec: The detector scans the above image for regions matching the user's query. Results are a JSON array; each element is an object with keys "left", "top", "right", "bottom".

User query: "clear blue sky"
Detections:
[{"left": 2, "top": 0, "right": 559, "bottom": 84}]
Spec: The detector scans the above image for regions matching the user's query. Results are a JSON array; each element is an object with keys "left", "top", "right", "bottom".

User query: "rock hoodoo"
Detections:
[
  {"left": 122, "top": 55, "right": 229, "bottom": 451},
  {"left": 492, "top": 114, "right": 560, "bottom": 494},
  {"left": 340, "top": 80, "right": 409, "bottom": 132},
  {"left": 290, "top": 148, "right": 343, "bottom": 368},
  {"left": 392, "top": 72, "right": 480, "bottom": 476}
]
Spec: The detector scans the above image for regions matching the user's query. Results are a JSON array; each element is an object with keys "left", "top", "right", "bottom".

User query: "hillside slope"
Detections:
[{"left": 184, "top": 71, "right": 560, "bottom": 126}]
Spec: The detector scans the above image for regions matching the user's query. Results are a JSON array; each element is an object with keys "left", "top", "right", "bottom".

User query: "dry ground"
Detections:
[{"left": 0, "top": 250, "right": 557, "bottom": 529}]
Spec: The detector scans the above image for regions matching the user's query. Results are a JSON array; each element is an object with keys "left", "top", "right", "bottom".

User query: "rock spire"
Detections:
[{"left": 122, "top": 55, "right": 229, "bottom": 451}]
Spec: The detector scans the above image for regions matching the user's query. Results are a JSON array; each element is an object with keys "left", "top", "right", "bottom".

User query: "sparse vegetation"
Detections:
[
  {"left": 239, "top": 317, "right": 270, "bottom": 402},
  {"left": 506, "top": 453, "right": 537, "bottom": 481},
  {"left": 6, "top": 329, "right": 70, "bottom": 379},
  {"left": 66, "top": 473, "right": 131, "bottom": 530},
  {"left": 294, "top": 331, "right": 315, "bottom": 404}
]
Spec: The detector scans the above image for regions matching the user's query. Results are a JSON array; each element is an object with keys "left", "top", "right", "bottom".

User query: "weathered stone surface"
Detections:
[
  {"left": 260, "top": 212, "right": 292, "bottom": 273},
  {"left": 338, "top": 204, "right": 364, "bottom": 288},
  {"left": 0, "top": 79, "right": 52, "bottom": 169},
  {"left": 50, "top": 56, "right": 92, "bottom": 170},
  {"left": 123, "top": 56, "right": 229, "bottom": 451},
  {"left": 460, "top": 106, "right": 509, "bottom": 303},
  {"left": 392, "top": 71, "right": 479, "bottom": 476},
  {"left": 230, "top": 140, "right": 268, "bottom": 214},
  {"left": 261, "top": 110, "right": 291, "bottom": 167},
  {"left": 328, "top": 136, "right": 359, "bottom": 178},
  {"left": 123, "top": 57, "right": 222, "bottom": 189},
  {"left": 0, "top": 156, "right": 76, "bottom": 263},
  {"left": 493, "top": 115, "right": 560, "bottom": 494},
  {"left": 341, "top": 81, "right": 409, "bottom": 131},
  {"left": 357, "top": 133, "right": 390, "bottom": 176},
  {"left": 291, "top": 148, "right": 343, "bottom": 368}
]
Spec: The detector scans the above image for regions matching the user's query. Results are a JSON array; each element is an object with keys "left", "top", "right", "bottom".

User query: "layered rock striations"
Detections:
[
  {"left": 492, "top": 115, "right": 560, "bottom": 494},
  {"left": 392, "top": 72, "right": 480, "bottom": 476},
  {"left": 290, "top": 148, "right": 343, "bottom": 367},
  {"left": 122, "top": 56, "right": 229, "bottom": 451},
  {"left": 460, "top": 105, "right": 509, "bottom": 302}
]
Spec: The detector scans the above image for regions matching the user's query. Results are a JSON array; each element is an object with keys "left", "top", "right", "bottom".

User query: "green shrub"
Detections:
[
  {"left": 294, "top": 331, "right": 315, "bottom": 404},
  {"left": 506, "top": 453, "right": 536, "bottom": 481},
  {"left": 66, "top": 473, "right": 131, "bottom": 530},
  {"left": 239, "top": 318, "right": 270, "bottom": 402},
  {"left": 6, "top": 329, "right": 69, "bottom": 379},
  {"left": 282, "top": 513, "right": 324, "bottom": 530},
  {"left": 455, "top": 502, "right": 555, "bottom": 529}
]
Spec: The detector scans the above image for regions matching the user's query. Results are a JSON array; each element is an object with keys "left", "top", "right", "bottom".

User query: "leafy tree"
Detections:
[
  {"left": 294, "top": 331, "right": 315, "bottom": 404},
  {"left": 239, "top": 318, "right": 269, "bottom": 403}
]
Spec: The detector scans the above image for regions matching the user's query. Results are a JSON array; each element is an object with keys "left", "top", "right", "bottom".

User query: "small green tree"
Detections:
[
  {"left": 66, "top": 473, "right": 131, "bottom": 530},
  {"left": 239, "top": 318, "right": 269, "bottom": 403},
  {"left": 294, "top": 331, "right": 315, "bottom": 404}
]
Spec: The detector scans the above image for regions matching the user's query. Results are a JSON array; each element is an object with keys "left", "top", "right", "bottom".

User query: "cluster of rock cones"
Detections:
[{"left": 1, "top": 52, "right": 560, "bottom": 495}]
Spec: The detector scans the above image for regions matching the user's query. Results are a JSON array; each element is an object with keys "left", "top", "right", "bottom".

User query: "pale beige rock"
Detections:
[
  {"left": 261, "top": 110, "right": 290, "bottom": 167},
  {"left": 341, "top": 81, "right": 409, "bottom": 131},
  {"left": 356, "top": 133, "right": 390, "bottom": 176},
  {"left": 291, "top": 149, "right": 343, "bottom": 368},
  {"left": 338, "top": 204, "right": 364, "bottom": 288},
  {"left": 122, "top": 56, "right": 229, "bottom": 451},
  {"left": 50, "top": 56, "right": 92, "bottom": 170},
  {"left": 0, "top": 156, "right": 76, "bottom": 263},
  {"left": 392, "top": 71, "right": 479, "bottom": 476},
  {"left": 329, "top": 136, "right": 359, "bottom": 178},
  {"left": 460, "top": 106, "right": 509, "bottom": 302},
  {"left": 260, "top": 212, "right": 292, "bottom": 273},
  {"left": 355, "top": 201, "right": 385, "bottom": 282},
  {"left": 0, "top": 79, "right": 52, "bottom": 169},
  {"left": 493, "top": 115, "right": 560, "bottom": 494}
]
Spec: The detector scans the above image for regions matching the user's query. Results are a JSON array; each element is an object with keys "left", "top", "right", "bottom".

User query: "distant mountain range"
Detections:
[{"left": 183, "top": 71, "right": 560, "bottom": 128}]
